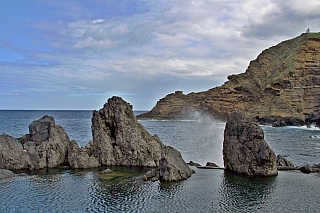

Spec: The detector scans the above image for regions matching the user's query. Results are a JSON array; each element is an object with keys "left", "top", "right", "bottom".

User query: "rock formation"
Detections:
[
  {"left": 144, "top": 146, "right": 194, "bottom": 182},
  {"left": 89, "top": 96, "right": 164, "bottom": 167},
  {"left": 0, "top": 97, "right": 193, "bottom": 181},
  {"left": 0, "top": 115, "right": 71, "bottom": 170},
  {"left": 0, "top": 115, "right": 97, "bottom": 170},
  {"left": 276, "top": 155, "right": 294, "bottom": 168},
  {"left": 223, "top": 111, "right": 278, "bottom": 176},
  {"left": 138, "top": 33, "right": 320, "bottom": 124}
]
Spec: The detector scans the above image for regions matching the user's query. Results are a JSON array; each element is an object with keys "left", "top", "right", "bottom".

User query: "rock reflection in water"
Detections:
[{"left": 218, "top": 170, "right": 276, "bottom": 212}]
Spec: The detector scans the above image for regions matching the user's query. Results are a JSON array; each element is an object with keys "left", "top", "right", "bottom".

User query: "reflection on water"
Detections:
[
  {"left": 1, "top": 168, "right": 320, "bottom": 212},
  {"left": 218, "top": 171, "right": 276, "bottom": 212},
  {"left": 1, "top": 111, "right": 320, "bottom": 212}
]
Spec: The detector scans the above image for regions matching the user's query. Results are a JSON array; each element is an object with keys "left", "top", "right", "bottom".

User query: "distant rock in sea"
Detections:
[{"left": 223, "top": 111, "right": 278, "bottom": 176}]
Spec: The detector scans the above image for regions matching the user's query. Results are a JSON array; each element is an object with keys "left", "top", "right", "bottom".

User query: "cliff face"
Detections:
[{"left": 138, "top": 33, "right": 320, "bottom": 121}]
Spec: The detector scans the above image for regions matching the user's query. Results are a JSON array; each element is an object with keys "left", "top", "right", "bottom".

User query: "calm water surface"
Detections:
[{"left": 0, "top": 110, "right": 320, "bottom": 212}]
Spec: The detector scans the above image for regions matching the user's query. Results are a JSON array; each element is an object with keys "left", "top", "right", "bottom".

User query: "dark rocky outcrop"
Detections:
[
  {"left": 187, "top": 161, "right": 202, "bottom": 167},
  {"left": 89, "top": 96, "right": 164, "bottom": 167},
  {"left": 0, "top": 115, "right": 86, "bottom": 170},
  {"left": 206, "top": 162, "right": 219, "bottom": 167},
  {"left": 276, "top": 155, "right": 294, "bottom": 168},
  {"left": 138, "top": 33, "right": 320, "bottom": 123},
  {"left": 223, "top": 111, "right": 278, "bottom": 176},
  {"left": 90, "top": 96, "right": 194, "bottom": 181},
  {"left": 0, "top": 97, "right": 193, "bottom": 181},
  {"left": 67, "top": 140, "right": 99, "bottom": 169},
  {"left": 299, "top": 165, "right": 316, "bottom": 173},
  {"left": 144, "top": 146, "right": 194, "bottom": 182}
]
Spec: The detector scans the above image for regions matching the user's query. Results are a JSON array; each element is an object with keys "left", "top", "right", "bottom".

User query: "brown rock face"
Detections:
[
  {"left": 90, "top": 96, "right": 164, "bottom": 167},
  {"left": 223, "top": 111, "right": 278, "bottom": 176},
  {"left": 138, "top": 33, "right": 320, "bottom": 121}
]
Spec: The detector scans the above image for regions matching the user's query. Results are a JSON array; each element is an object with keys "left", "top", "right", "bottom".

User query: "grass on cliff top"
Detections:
[{"left": 307, "top": 33, "right": 320, "bottom": 38}]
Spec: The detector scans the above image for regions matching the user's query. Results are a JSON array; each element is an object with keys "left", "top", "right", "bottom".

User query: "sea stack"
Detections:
[
  {"left": 89, "top": 96, "right": 164, "bottom": 167},
  {"left": 223, "top": 110, "right": 278, "bottom": 176}
]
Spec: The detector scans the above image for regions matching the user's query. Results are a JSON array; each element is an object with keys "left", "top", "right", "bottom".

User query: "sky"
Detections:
[{"left": 1, "top": 0, "right": 320, "bottom": 110}]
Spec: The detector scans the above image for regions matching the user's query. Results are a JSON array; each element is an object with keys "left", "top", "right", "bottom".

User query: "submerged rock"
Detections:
[{"left": 223, "top": 111, "right": 278, "bottom": 176}]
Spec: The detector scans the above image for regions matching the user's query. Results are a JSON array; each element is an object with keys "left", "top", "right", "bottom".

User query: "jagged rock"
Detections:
[
  {"left": 206, "top": 162, "right": 219, "bottom": 167},
  {"left": 0, "top": 133, "right": 37, "bottom": 170},
  {"left": 34, "top": 117, "right": 70, "bottom": 168},
  {"left": 29, "top": 115, "right": 55, "bottom": 146},
  {"left": 159, "top": 146, "right": 194, "bottom": 182},
  {"left": 223, "top": 111, "right": 278, "bottom": 176},
  {"left": 144, "top": 146, "right": 194, "bottom": 182},
  {"left": 272, "top": 120, "right": 286, "bottom": 127},
  {"left": 276, "top": 155, "right": 294, "bottom": 168},
  {"left": 299, "top": 165, "right": 315, "bottom": 173},
  {"left": 90, "top": 96, "right": 164, "bottom": 167},
  {"left": 138, "top": 33, "right": 320, "bottom": 122},
  {"left": 0, "top": 169, "right": 16, "bottom": 180},
  {"left": 187, "top": 161, "right": 202, "bottom": 167},
  {"left": 67, "top": 140, "right": 99, "bottom": 169},
  {"left": 0, "top": 116, "right": 71, "bottom": 170}
]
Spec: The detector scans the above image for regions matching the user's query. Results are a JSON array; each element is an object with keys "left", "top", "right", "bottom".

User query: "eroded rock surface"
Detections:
[
  {"left": 144, "top": 146, "right": 194, "bottom": 182},
  {"left": 276, "top": 155, "right": 294, "bottom": 168},
  {"left": 0, "top": 115, "right": 91, "bottom": 170},
  {"left": 223, "top": 111, "right": 278, "bottom": 176},
  {"left": 0, "top": 97, "right": 194, "bottom": 181},
  {"left": 138, "top": 33, "right": 320, "bottom": 123},
  {"left": 90, "top": 96, "right": 164, "bottom": 167}
]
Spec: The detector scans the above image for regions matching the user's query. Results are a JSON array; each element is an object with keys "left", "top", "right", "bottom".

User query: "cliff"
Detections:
[{"left": 138, "top": 33, "right": 320, "bottom": 122}]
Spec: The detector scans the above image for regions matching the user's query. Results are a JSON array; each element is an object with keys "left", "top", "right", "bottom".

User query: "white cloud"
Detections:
[{"left": 3, "top": 0, "right": 320, "bottom": 110}]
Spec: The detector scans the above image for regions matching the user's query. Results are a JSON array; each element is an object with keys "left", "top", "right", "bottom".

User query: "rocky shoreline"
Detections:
[
  {"left": 0, "top": 97, "right": 193, "bottom": 182},
  {"left": 1, "top": 98, "right": 319, "bottom": 181},
  {"left": 137, "top": 33, "right": 320, "bottom": 125}
]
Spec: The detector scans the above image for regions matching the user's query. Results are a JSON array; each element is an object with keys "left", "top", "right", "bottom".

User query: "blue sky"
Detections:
[{"left": 1, "top": 0, "right": 320, "bottom": 110}]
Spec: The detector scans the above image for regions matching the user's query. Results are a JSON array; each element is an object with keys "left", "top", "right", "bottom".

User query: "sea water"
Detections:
[{"left": 0, "top": 110, "right": 320, "bottom": 212}]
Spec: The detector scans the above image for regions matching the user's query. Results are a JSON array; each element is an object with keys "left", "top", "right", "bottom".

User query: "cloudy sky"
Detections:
[{"left": 1, "top": 0, "right": 320, "bottom": 110}]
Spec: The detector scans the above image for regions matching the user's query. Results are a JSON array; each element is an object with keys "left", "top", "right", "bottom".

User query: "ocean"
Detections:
[{"left": 0, "top": 110, "right": 320, "bottom": 212}]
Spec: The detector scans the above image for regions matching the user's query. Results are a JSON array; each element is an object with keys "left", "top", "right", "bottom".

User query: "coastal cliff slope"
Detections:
[{"left": 138, "top": 33, "right": 320, "bottom": 121}]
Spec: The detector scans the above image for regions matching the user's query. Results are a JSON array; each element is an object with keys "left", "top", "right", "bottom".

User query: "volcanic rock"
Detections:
[
  {"left": 67, "top": 140, "right": 99, "bottom": 169},
  {"left": 90, "top": 96, "right": 164, "bottom": 167},
  {"left": 276, "top": 155, "right": 294, "bottom": 168},
  {"left": 223, "top": 111, "right": 278, "bottom": 176},
  {"left": 0, "top": 116, "right": 72, "bottom": 170},
  {"left": 144, "top": 146, "right": 194, "bottom": 182},
  {"left": 299, "top": 165, "right": 315, "bottom": 173},
  {"left": 138, "top": 33, "right": 320, "bottom": 123}
]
